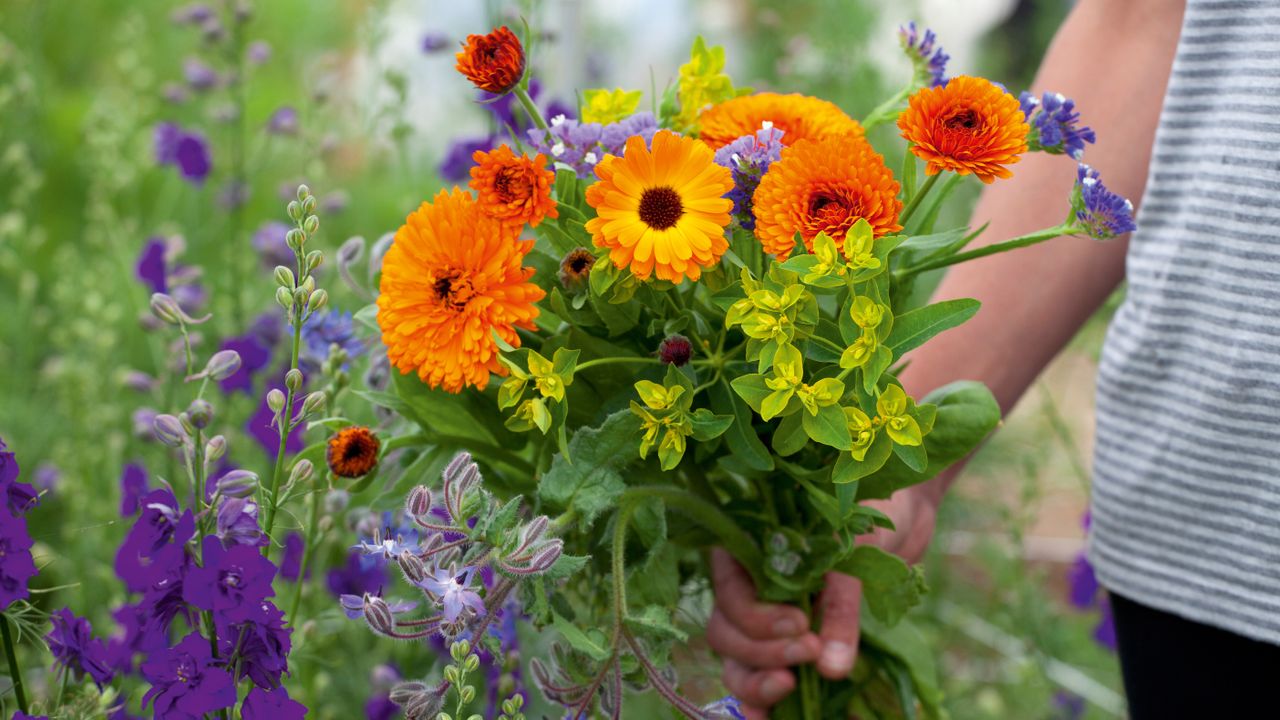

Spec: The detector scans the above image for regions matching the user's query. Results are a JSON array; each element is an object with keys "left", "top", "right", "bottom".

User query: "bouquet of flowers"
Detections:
[{"left": 341, "top": 20, "right": 1132, "bottom": 720}]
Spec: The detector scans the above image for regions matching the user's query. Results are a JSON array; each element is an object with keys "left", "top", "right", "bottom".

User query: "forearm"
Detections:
[{"left": 900, "top": 0, "right": 1185, "bottom": 503}]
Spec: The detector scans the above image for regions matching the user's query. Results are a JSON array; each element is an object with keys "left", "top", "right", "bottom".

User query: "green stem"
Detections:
[
  {"left": 896, "top": 223, "right": 1077, "bottom": 279},
  {"left": 513, "top": 85, "right": 549, "bottom": 132},
  {"left": 1, "top": 614, "right": 28, "bottom": 715},
  {"left": 426, "top": 432, "right": 536, "bottom": 476},
  {"left": 798, "top": 595, "right": 821, "bottom": 718},
  {"left": 574, "top": 357, "right": 668, "bottom": 373},
  {"left": 286, "top": 486, "right": 323, "bottom": 627},
  {"left": 262, "top": 316, "right": 303, "bottom": 551},
  {"left": 860, "top": 83, "right": 912, "bottom": 132},
  {"left": 898, "top": 172, "right": 941, "bottom": 230}
]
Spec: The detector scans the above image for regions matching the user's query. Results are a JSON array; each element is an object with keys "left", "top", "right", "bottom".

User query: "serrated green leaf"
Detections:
[
  {"left": 625, "top": 605, "right": 688, "bottom": 642},
  {"left": 552, "top": 612, "right": 613, "bottom": 661},
  {"left": 538, "top": 411, "right": 640, "bottom": 529}
]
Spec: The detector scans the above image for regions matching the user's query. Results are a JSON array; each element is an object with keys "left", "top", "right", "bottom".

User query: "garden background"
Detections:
[{"left": 0, "top": 0, "right": 1120, "bottom": 717}]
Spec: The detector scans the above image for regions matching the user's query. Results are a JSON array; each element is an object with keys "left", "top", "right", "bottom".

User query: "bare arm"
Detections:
[
  {"left": 712, "top": 3, "right": 1186, "bottom": 716},
  {"left": 905, "top": 0, "right": 1185, "bottom": 508}
]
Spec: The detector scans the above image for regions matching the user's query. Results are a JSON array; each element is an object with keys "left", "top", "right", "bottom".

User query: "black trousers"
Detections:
[{"left": 1112, "top": 592, "right": 1280, "bottom": 719}]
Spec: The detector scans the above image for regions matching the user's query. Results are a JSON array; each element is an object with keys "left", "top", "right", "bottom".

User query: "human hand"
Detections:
[{"left": 708, "top": 483, "right": 943, "bottom": 719}]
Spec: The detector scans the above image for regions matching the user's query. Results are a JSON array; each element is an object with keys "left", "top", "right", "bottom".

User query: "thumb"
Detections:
[{"left": 816, "top": 571, "right": 862, "bottom": 680}]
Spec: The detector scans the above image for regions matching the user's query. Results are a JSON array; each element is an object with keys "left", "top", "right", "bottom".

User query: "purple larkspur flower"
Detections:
[
  {"left": 115, "top": 487, "right": 195, "bottom": 592},
  {"left": 183, "top": 536, "right": 276, "bottom": 621},
  {"left": 0, "top": 438, "right": 38, "bottom": 516},
  {"left": 338, "top": 593, "right": 417, "bottom": 620},
  {"left": 1094, "top": 596, "right": 1117, "bottom": 651},
  {"left": 0, "top": 511, "right": 37, "bottom": 609},
  {"left": 300, "top": 309, "right": 364, "bottom": 373},
  {"left": 246, "top": 377, "right": 305, "bottom": 460},
  {"left": 899, "top": 22, "right": 949, "bottom": 88},
  {"left": 1073, "top": 164, "right": 1136, "bottom": 239},
  {"left": 266, "top": 106, "right": 299, "bottom": 136},
  {"left": 252, "top": 220, "right": 293, "bottom": 270},
  {"left": 183, "top": 57, "right": 219, "bottom": 90},
  {"left": 242, "top": 686, "right": 307, "bottom": 720},
  {"left": 13, "top": 713, "right": 50, "bottom": 720},
  {"left": 714, "top": 123, "right": 785, "bottom": 231},
  {"left": 156, "top": 123, "right": 213, "bottom": 184},
  {"left": 136, "top": 237, "right": 169, "bottom": 294},
  {"left": 527, "top": 111, "right": 659, "bottom": 178},
  {"left": 1067, "top": 551, "right": 1099, "bottom": 609},
  {"left": 216, "top": 600, "right": 292, "bottom": 689},
  {"left": 105, "top": 601, "right": 169, "bottom": 675},
  {"left": 246, "top": 40, "right": 271, "bottom": 65},
  {"left": 702, "top": 696, "right": 748, "bottom": 720},
  {"left": 280, "top": 532, "right": 305, "bottom": 582},
  {"left": 440, "top": 135, "right": 498, "bottom": 183},
  {"left": 136, "top": 542, "right": 195, "bottom": 637},
  {"left": 1019, "top": 91, "right": 1096, "bottom": 160},
  {"left": 217, "top": 333, "right": 272, "bottom": 395},
  {"left": 214, "top": 497, "right": 266, "bottom": 548},
  {"left": 326, "top": 551, "right": 388, "bottom": 599},
  {"left": 47, "top": 608, "right": 115, "bottom": 689},
  {"left": 142, "top": 632, "right": 237, "bottom": 719},
  {"left": 421, "top": 31, "right": 450, "bottom": 53},
  {"left": 154, "top": 122, "right": 182, "bottom": 165},
  {"left": 416, "top": 566, "right": 484, "bottom": 623},
  {"left": 119, "top": 464, "right": 150, "bottom": 517}
]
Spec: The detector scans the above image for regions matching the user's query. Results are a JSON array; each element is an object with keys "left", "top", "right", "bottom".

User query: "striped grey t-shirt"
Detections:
[{"left": 1090, "top": 0, "right": 1280, "bottom": 643}]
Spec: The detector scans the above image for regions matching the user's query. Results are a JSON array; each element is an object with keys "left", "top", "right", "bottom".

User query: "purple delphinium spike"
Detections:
[
  {"left": 242, "top": 686, "right": 308, "bottom": 720},
  {"left": 141, "top": 632, "right": 237, "bottom": 718},
  {"left": 0, "top": 512, "right": 37, "bottom": 610},
  {"left": 416, "top": 566, "right": 485, "bottom": 623},
  {"left": 714, "top": 123, "right": 786, "bottom": 231},
  {"left": 135, "top": 237, "right": 169, "bottom": 294},
  {"left": 182, "top": 536, "right": 276, "bottom": 621},
  {"left": 114, "top": 488, "right": 195, "bottom": 594},
  {"left": 1019, "top": 91, "right": 1096, "bottom": 159},
  {"left": 118, "top": 463, "right": 150, "bottom": 517},
  {"left": 899, "top": 22, "right": 949, "bottom": 87},
  {"left": 214, "top": 497, "right": 267, "bottom": 548},
  {"left": 216, "top": 600, "right": 293, "bottom": 688},
  {"left": 1073, "top": 164, "right": 1136, "bottom": 239},
  {"left": 46, "top": 608, "right": 116, "bottom": 689},
  {"left": 216, "top": 333, "right": 272, "bottom": 395}
]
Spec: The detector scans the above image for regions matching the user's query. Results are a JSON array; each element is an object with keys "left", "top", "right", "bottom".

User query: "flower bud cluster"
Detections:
[{"left": 275, "top": 184, "right": 328, "bottom": 325}]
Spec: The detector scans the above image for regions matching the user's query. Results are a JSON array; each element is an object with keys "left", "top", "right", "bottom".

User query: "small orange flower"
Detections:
[
  {"left": 584, "top": 131, "right": 733, "bottom": 283},
  {"left": 326, "top": 426, "right": 381, "bottom": 479},
  {"left": 752, "top": 134, "right": 902, "bottom": 259},
  {"left": 377, "top": 188, "right": 545, "bottom": 393},
  {"left": 469, "top": 145, "right": 559, "bottom": 228},
  {"left": 455, "top": 26, "right": 525, "bottom": 95},
  {"left": 697, "top": 93, "right": 865, "bottom": 150},
  {"left": 897, "top": 75, "right": 1029, "bottom": 184}
]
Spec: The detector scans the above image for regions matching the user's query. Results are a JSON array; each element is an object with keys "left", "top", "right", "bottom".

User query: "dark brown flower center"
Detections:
[
  {"left": 433, "top": 272, "right": 476, "bottom": 310},
  {"left": 943, "top": 107, "right": 981, "bottom": 132},
  {"left": 495, "top": 167, "right": 531, "bottom": 201},
  {"left": 638, "top": 186, "right": 684, "bottom": 230}
]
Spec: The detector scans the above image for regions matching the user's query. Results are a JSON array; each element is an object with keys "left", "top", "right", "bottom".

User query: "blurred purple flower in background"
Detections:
[
  {"left": 217, "top": 333, "right": 272, "bottom": 394},
  {"left": 183, "top": 56, "right": 219, "bottom": 90},
  {"left": 155, "top": 122, "right": 212, "bottom": 184},
  {"left": 422, "top": 31, "right": 450, "bottom": 53},
  {"left": 252, "top": 221, "right": 294, "bottom": 269},
  {"left": 247, "top": 40, "right": 272, "bottom": 65},
  {"left": 135, "top": 237, "right": 169, "bottom": 294},
  {"left": 327, "top": 552, "right": 388, "bottom": 599},
  {"left": 267, "top": 106, "right": 299, "bottom": 135},
  {"left": 300, "top": 309, "right": 364, "bottom": 373}
]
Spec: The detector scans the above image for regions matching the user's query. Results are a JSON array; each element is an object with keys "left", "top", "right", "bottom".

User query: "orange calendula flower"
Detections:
[
  {"left": 752, "top": 134, "right": 903, "bottom": 259},
  {"left": 697, "top": 93, "right": 865, "bottom": 150},
  {"left": 326, "top": 426, "right": 381, "bottom": 479},
  {"left": 377, "top": 188, "right": 544, "bottom": 393},
  {"left": 584, "top": 131, "right": 733, "bottom": 283},
  {"left": 897, "top": 75, "right": 1030, "bottom": 184},
  {"left": 455, "top": 26, "right": 525, "bottom": 95},
  {"left": 469, "top": 145, "right": 559, "bottom": 228}
]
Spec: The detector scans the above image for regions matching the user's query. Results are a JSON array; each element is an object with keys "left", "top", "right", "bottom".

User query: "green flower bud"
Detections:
[
  {"left": 285, "top": 368, "right": 304, "bottom": 393},
  {"left": 297, "top": 184, "right": 311, "bottom": 201},
  {"left": 302, "top": 195, "right": 318, "bottom": 215},
  {"left": 275, "top": 286, "right": 294, "bottom": 310},
  {"left": 289, "top": 458, "right": 314, "bottom": 486},
  {"left": 308, "top": 288, "right": 329, "bottom": 312},
  {"left": 303, "top": 215, "right": 320, "bottom": 235},
  {"left": 305, "top": 250, "right": 324, "bottom": 271},
  {"left": 152, "top": 414, "right": 189, "bottom": 448},
  {"left": 274, "top": 265, "right": 296, "bottom": 288},
  {"left": 286, "top": 228, "right": 305, "bottom": 252},
  {"left": 186, "top": 398, "right": 214, "bottom": 429},
  {"left": 287, "top": 200, "right": 303, "bottom": 222},
  {"left": 266, "top": 388, "right": 286, "bottom": 413},
  {"left": 292, "top": 286, "right": 309, "bottom": 307},
  {"left": 301, "top": 391, "right": 326, "bottom": 417},
  {"left": 205, "top": 435, "right": 227, "bottom": 463}
]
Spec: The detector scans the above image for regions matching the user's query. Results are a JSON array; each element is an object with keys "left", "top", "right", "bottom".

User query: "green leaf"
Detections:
[
  {"left": 894, "top": 227, "right": 968, "bottom": 256},
  {"left": 353, "top": 302, "right": 380, "bottom": 332},
  {"left": 893, "top": 441, "right": 928, "bottom": 472},
  {"left": 858, "top": 381, "right": 1000, "bottom": 500},
  {"left": 884, "top": 299, "right": 980, "bottom": 357},
  {"left": 771, "top": 411, "right": 807, "bottom": 457},
  {"left": 861, "top": 615, "right": 944, "bottom": 719},
  {"left": 538, "top": 410, "right": 640, "bottom": 529},
  {"left": 552, "top": 612, "right": 613, "bottom": 661},
  {"left": 625, "top": 605, "right": 688, "bottom": 642},
  {"left": 831, "top": 433, "right": 893, "bottom": 484},
  {"left": 802, "top": 403, "right": 853, "bottom": 450},
  {"left": 834, "top": 545, "right": 926, "bottom": 625},
  {"left": 541, "top": 553, "right": 588, "bottom": 580},
  {"left": 729, "top": 373, "right": 771, "bottom": 415},
  {"left": 862, "top": 345, "right": 894, "bottom": 394},
  {"left": 710, "top": 380, "right": 773, "bottom": 472},
  {"left": 689, "top": 408, "right": 734, "bottom": 441}
]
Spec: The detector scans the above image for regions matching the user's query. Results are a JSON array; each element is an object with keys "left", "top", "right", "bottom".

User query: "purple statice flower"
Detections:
[
  {"left": 1073, "top": 164, "right": 1136, "bottom": 239},
  {"left": 440, "top": 135, "right": 498, "bottom": 183},
  {"left": 421, "top": 31, "right": 450, "bottom": 53},
  {"left": 252, "top": 220, "right": 294, "bottom": 270},
  {"left": 135, "top": 237, "right": 169, "bottom": 294},
  {"left": 246, "top": 40, "right": 271, "bottom": 65},
  {"left": 1094, "top": 596, "right": 1117, "bottom": 651},
  {"left": 266, "top": 106, "right": 299, "bottom": 136},
  {"left": 702, "top": 696, "right": 748, "bottom": 720},
  {"left": 114, "top": 488, "right": 195, "bottom": 592},
  {"left": 713, "top": 123, "right": 785, "bottom": 231},
  {"left": 183, "top": 536, "right": 276, "bottom": 621},
  {"left": 0, "top": 511, "right": 37, "bottom": 609},
  {"left": 242, "top": 686, "right": 307, "bottom": 719},
  {"left": 1051, "top": 691, "right": 1086, "bottom": 720},
  {"left": 216, "top": 333, "right": 272, "bottom": 395},
  {"left": 1019, "top": 91, "right": 1096, "bottom": 160},
  {"left": 338, "top": 593, "right": 417, "bottom": 620},
  {"left": 46, "top": 608, "right": 115, "bottom": 689},
  {"left": 214, "top": 497, "right": 266, "bottom": 547},
  {"left": 527, "top": 112, "right": 659, "bottom": 178},
  {"left": 326, "top": 551, "right": 389, "bottom": 599},
  {"left": 0, "top": 437, "right": 38, "bottom": 516},
  {"left": 1067, "top": 551, "right": 1099, "bottom": 609},
  {"left": 117, "top": 458, "right": 151, "bottom": 515},
  {"left": 416, "top": 566, "right": 484, "bottom": 623},
  {"left": 183, "top": 56, "right": 219, "bottom": 90},
  {"left": 280, "top": 532, "right": 306, "bottom": 582},
  {"left": 142, "top": 632, "right": 237, "bottom": 718},
  {"left": 300, "top": 309, "right": 364, "bottom": 373},
  {"left": 155, "top": 123, "right": 212, "bottom": 184},
  {"left": 217, "top": 600, "right": 292, "bottom": 689},
  {"left": 899, "top": 22, "right": 949, "bottom": 88}
]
